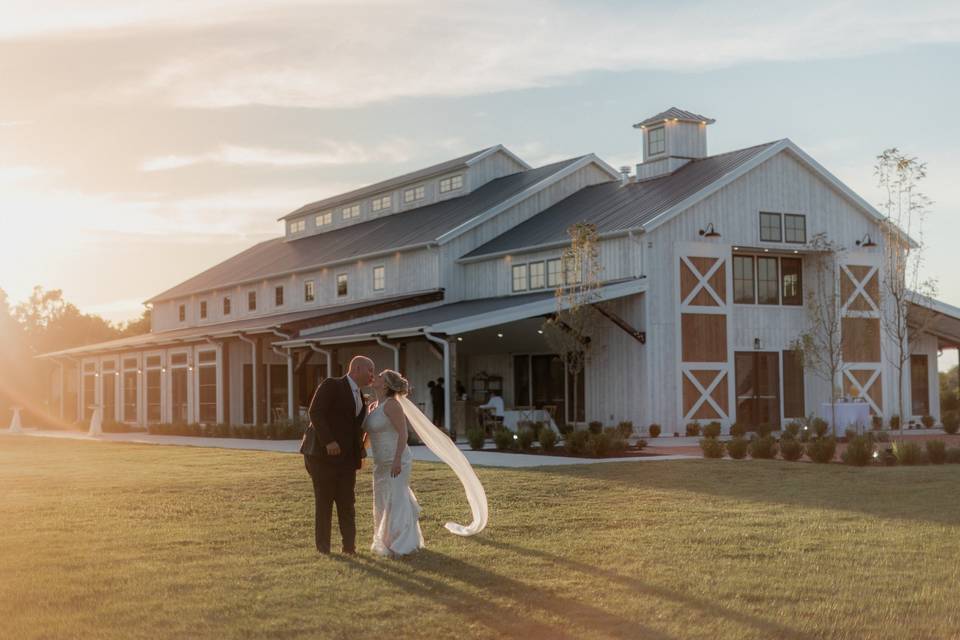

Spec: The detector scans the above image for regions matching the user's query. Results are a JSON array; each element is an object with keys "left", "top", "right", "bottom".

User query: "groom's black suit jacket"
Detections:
[{"left": 306, "top": 376, "right": 367, "bottom": 470}]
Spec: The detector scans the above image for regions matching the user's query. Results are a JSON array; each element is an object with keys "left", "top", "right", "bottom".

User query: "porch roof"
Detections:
[
  {"left": 278, "top": 277, "right": 647, "bottom": 346},
  {"left": 911, "top": 295, "right": 960, "bottom": 349}
]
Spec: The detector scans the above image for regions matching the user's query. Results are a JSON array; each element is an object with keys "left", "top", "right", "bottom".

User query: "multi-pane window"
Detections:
[
  {"left": 547, "top": 258, "right": 563, "bottom": 287},
  {"left": 197, "top": 351, "right": 217, "bottom": 424},
  {"left": 529, "top": 262, "right": 546, "bottom": 289},
  {"left": 512, "top": 264, "right": 528, "bottom": 292},
  {"left": 341, "top": 204, "right": 360, "bottom": 220},
  {"left": 372, "top": 266, "right": 385, "bottom": 291},
  {"left": 647, "top": 126, "right": 665, "bottom": 155},
  {"left": 178, "top": 304, "right": 186, "bottom": 322},
  {"left": 733, "top": 255, "right": 756, "bottom": 304},
  {"left": 248, "top": 291, "right": 257, "bottom": 311},
  {"left": 759, "top": 212, "right": 783, "bottom": 242},
  {"left": 784, "top": 214, "right": 806, "bottom": 244},
  {"left": 757, "top": 257, "right": 779, "bottom": 304},
  {"left": 145, "top": 359, "right": 162, "bottom": 423},
  {"left": 404, "top": 186, "right": 425, "bottom": 203},
  {"left": 304, "top": 280, "right": 315, "bottom": 303},
  {"left": 223, "top": 296, "right": 231, "bottom": 316},
  {"left": 289, "top": 219, "right": 306, "bottom": 233},
  {"left": 315, "top": 211, "right": 332, "bottom": 227},
  {"left": 199, "top": 300, "right": 207, "bottom": 319},
  {"left": 564, "top": 256, "right": 583, "bottom": 284},
  {"left": 336, "top": 274, "right": 348, "bottom": 297},
  {"left": 371, "top": 195, "right": 392, "bottom": 212},
  {"left": 275, "top": 286, "right": 284, "bottom": 307},
  {"left": 781, "top": 258, "right": 803, "bottom": 305},
  {"left": 439, "top": 174, "right": 463, "bottom": 193}
]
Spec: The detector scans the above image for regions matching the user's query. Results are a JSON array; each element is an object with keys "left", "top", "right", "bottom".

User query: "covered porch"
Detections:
[{"left": 911, "top": 296, "right": 960, "bottom": 420}]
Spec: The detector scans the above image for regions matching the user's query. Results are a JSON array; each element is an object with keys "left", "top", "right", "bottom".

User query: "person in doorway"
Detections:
[{"left": 478, "top": 390, "right": 505, "bottom": 422}]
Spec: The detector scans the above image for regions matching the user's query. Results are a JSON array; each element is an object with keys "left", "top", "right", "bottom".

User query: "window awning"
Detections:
[
  {"left": 911, "top": 295, "right": 960, "bottom": 349},
  {"left": 278, "top": 278, "right": 647, "bottom": 347}
]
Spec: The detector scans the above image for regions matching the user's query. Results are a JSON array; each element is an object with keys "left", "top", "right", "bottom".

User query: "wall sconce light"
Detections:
[
  {"left": 698, "top": 223, "right": 721, "bottom": 238},
  {"left": 855, "top": 234, "right": 877, "bottom": 248},
  {"left": 753, "top": 338, "right": 761, "bottom": 350}
]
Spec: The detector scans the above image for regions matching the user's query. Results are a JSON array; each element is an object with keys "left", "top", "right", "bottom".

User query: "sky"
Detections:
[{"left": 1, "top": 0, "right": 958, "bottom": 366}]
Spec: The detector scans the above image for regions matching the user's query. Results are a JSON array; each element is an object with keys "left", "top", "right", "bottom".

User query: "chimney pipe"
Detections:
[{"left": 619, "top": 165, "right": 631, "bottom": 186}]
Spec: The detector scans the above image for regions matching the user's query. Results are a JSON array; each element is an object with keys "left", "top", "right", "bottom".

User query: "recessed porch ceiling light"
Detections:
[{"left": 497, "top": 332, "right": 503, "bottom": 338}]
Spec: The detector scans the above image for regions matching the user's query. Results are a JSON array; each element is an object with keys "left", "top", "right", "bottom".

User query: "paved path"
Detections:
[{"left": 1, "top": 428, "right": 697, "bottom": 468}]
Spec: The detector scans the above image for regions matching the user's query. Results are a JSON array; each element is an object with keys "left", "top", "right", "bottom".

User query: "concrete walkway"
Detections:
[{"left": 1, "top": 428, "right": 697, "bottom": 468}]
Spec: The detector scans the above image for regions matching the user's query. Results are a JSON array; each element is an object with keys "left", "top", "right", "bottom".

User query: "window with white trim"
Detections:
[
  {"left": 529, "top": 262, "right": 546, "bottom": 289},
  {"left": 199, "top": 300, "right": 207, "bottom": 319},
  {"left": 248, "top": 291, "right": 257, "bottom": 311},
  {"left": 289, "top": 219, "right": 306, "bottom": 233},
  {"left": 371, "top": 195, "right": 392, "bottom": 212},
  {"left": 304, "top": 280, "right": 315, "bottom": 303},
  {"left": 403, "top": 185, "right": 425, "bottom": 203},
  {"left": 275, "top": 286, "right": 284, "bottom": 307},
  {"left": 342, "top": 204, "right": 360, "bottom": 220},
  {"left": 547, "top": 258, "right": 563, "bottom": 287},
  {"left": 223, "top": 296, "right": 231, "bottom": 316},
  {"left": 315, "top": 211, "right": 332, "bottom": 227},
  {"left": 336, "top": 274, "right": 348, "bottom": 297},
  {"left": 372, "top": 266, "right": 385, "bottom": 291},
  {"left": 439, "top": 174, "right": 463, "bottom": 193},
  {"left": 178, "top": 304, "right": 186, "bottom": 322},
  {"left": 512, "top": 264, "right": 528, "bottom": 292}
]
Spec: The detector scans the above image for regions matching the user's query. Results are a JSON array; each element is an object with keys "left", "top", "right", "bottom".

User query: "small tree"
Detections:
[
  {"left": 541, "top": 223, "right": 603, "bottom": 425},
  {"left": 875, "top": 149, "right": 938, "bottom": 421},
  {"left": 791, "top": 233, "right": 844, "bottom": 432}
]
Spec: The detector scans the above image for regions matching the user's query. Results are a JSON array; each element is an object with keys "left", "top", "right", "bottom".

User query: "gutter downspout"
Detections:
[
  {"left": 271, "top": 330, "right": 294, "bottom": 422},
  {"left": 238, "top": 333, "right": 258, "bottom": 425},
  {"left": 374, "top": 335, "right": 400, "bottom": 371},
  {"left": 423, "top": 330, "right": 450, "bottom": 433},
  {"left": 307, "top": 342, "right": 333, "bottom": 381}
]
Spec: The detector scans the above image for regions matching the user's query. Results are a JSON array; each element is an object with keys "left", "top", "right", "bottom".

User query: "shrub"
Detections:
[
  {"left": 892, "top": 441, "right": 924, "bottom": 465},
  {"left": 749, "top": 435, "right": 778, "bottom": 460},
  {"left": 531, "top": 421, "right": 547, "bottom": 439},
  {"left": 584, "top": 431, "right": 611, "bottom": 457},
  {"left": 926, "top": 440, "right": 947, "bottom": 464},
  {"left": 844, "top": 427, "right": 860, "bottom": 440},
  {"left": 517, "top": 426, "right": 536, "bottom": 451},
  {"left": 685, "top": 422, "right": 701, "bottom": 437},
  {"left": 726, "top": 437, "right": 748, "bottom": 459},
  {"left": 943, "top": 411, "right": 960, "bottom": 435},
  {"left": 871, "top": 415, "right": 883, "bottom": 431},
  {"left": 921, "top": 415, "right": 936, "bottom": 428},
  {"left": 811, "top": 418, "right": 829, "bottom": 438},
  {"left": 467, "top": 428, "right": 486, "bottom": 451},
  {"left": 729, "top": 422, "right": 746, "bottom": 438},
  {"left": 755, "top": 423, "right": 774, "bottom": 437},
  {"left": 648, "top": 424, "right": 662, "bottom": 438},
  {"left": 699, "top": 437, "right": 724, "bottom": 458},
  {"left": 842, "top": 435, "right": 874, "bottom": 466},
  {"left": 564, "top": 429, "right": 590, "bottom": 455},
  {"left": 806, "top": 437, "right": 837, "bottom": 464},
  {"left": 588, "top": 421, "right": 603, "bottom": 435},
  {"left": 702, "top": 422, "right": 721, "bottom": 439},
  {"left": 635, "top": 438, "right": 647, "bottom": 451},
  {"left": 603, "top": 429, "right": 628, "bottom": 454},
  {"left": 875, "top": 431, "right": 891, "bottom": 443},
  {"left": 558, "top": 423, "right": 574, "bottom": 436},
  {"left": 946, "top": 447, "right": 960, "bottom": 464},
  {"left": 784, "top": 421, "right": 801, "bottom": 438},
  {"left": 494, "top": 428, "right": 513, "bottom": 451},
  {"left": 780, "top": 438, "right": 804, "bottom": 461},
  {"left": 538, "top": 427, "right": 557, "bottom": 452},
  {"left": 516, "top": 420, "right": 533, "bottom": 434},
  {"left": 889, "top": 415, "right": 901, "bottom": 430}
]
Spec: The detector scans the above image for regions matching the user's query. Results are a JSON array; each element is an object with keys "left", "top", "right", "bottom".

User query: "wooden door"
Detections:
[{"left": 735, "top": 352, "right": 781, "bottom": 430}]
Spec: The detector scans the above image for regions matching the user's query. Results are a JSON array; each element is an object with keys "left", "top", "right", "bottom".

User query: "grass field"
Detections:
[{"left": 2, "top": 436, "right": 959, "bottom": 639}]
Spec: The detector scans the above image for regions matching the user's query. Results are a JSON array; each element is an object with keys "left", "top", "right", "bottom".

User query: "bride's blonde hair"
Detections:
[{"left": 381, "top": 369, "right": 410, "bottom": 396}]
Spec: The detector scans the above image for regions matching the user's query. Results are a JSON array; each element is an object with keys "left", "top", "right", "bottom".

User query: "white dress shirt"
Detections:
[
  {"left": 478, "top": 395, "right": 505, "bottom": 418},
  {"left": 346, "top": 375, "right": 362, "bottom": 416}
]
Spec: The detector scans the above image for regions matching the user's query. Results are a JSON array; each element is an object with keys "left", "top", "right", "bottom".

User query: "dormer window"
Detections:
[
  {"left": 439, "top": 174, "right": 463, "bottom": 193},
  {"left": 289, "top": 219, "right": 306, "bottom": 233},
  {"left": 178, "top": 304, "right": 186, "bottom": 322},
  {"left": 647, "top": 126, "right": 665, "bottom": 156},
  {"left": 248, "top": 291, "right": 257, "bottom": 311},
  {"left": 199, "top": 300, "right": 207, "bottom": 319},
  {"left": 223, "top": 296, "right": 231, "bottom": 316},
  {"left": 404, "top": 185, "right": 425, "bottom": 203},
  {"left": 304, "top": 280, "right": 315, "bottom": 303},
  {"left": 336, "top": 274, "right": 348, "bottom": 297},
  {"left": 315, "top": 211, "right": 332, "bottom": 227},
  {"left": 342, "top": 204, "right": 360, "bottom": 220},
  {"left": 275, "top": 286, "right": 284, "bottom": 307},
  {"left": 371, "top": 195, "right": 392, "bottom": 212}
]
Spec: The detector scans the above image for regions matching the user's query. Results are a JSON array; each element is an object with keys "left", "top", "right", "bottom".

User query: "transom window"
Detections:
[
  {"left": 647, "top": 126, "right": 665, "bottom": 155},
  {"left": 529, "top": 262, "right": 546, "bottom": 289},
  {"left": 223, "top": 296, "right": 231, "bottom": 315},
  {"left": 547, "top": 258, "right": 563, "bottom": 287},
  {"left": 403, "top": 185, "right": 425, "bottom": 203},
  {"left": 199, "top": 300, "right": 207, "bottom": 319},
  {"left": 784, "top": 214, "right": 807, "bottom": 244},
  {"left": 336, "top": 274, "right": 348, "bottom": 297},
  {"left": 315, "top": 211, "right": 332, "bottom": 227},
  {"left": 512, "top": 264, "right": 528, "bottom": 292},
  {"left": 759, "top": 211, "right": 783, "bottom": 242},
  {"left": 342, "top": 204, "right": 360, "bottom": 220},
  {"left": 275, "top": 286, "right": 284, "bottom": 306},
  {"left": 304, "top": 280, "right": 315, "bottom": 303},
  {"left": 439, "top": 174, "right": 463, "bottom": 193},
  {"left": 371, "top": 195, "right": 392, "bottom": 212},
  {"left": 733, "top": 252, "right": 803, "bottom": 306},
  {"left": 248, "top": 291, "right": 257, "bottom": 311},
  {"left": 372, "top": 266, "right": 385, "bottom": 291},
  {"left": 289, "top": 219, "right": 306, "bottom": 233}
]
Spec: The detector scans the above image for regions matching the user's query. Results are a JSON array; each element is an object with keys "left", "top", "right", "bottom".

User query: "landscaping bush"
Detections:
[
  {"left": 467, "top": 428, "right": 486, "bottom": 451},
  {"left": 517, "top": 426, "right": 536, "bottom": 451},
  {"left": 784, "top": 421, "right": 801, "bottom": 438},
  {"left": 588, "top": 421, "right": 603, "bottom": 435},
  {"left": 617, "top": 421, "right": 634, "bottom": 438},
  {"left": 685, "top": 422, "right": 701, "bottom": 437},
  {"left": 635, "top": 438, "right": 647, "bottom": 451},
  {"left": 943, "top": 411, "right": 959, "bottom": 435},
  {"left": 648, "top": 424, "right": 661, "bottom": 438},
  {"left": 926, "top": 440, "right": 947, "bottom": 465},
  {"left": 530, "top": 421, "right": 547, "bottom": 439},
  {"left": 603, "top": 429, "right": 628, "bottom": 454},
  {"left": 921, "top": 415, "right": 936, "bottom": 429},
  {"left": 806, "top": 437, "right": 837, "bottom": 463},
  {"left": 538, "top": 426, "right": 557, "bottom": 451},
  {"left": 725, "top": 436, "right": 748, "bottom": 459},
  {"left": 729, "top": 422, "right": 746, "bottom": 438},
  {"left": 871, "top": 415, "right": 883, "bottom": 431},
  {"left": 699, "top": 437, "right": 724, "bottom": 458},
  {"left": 946, "top": 447, "right": 960, "bottom": 464},
  {"left": 811, "top": 418, "right": 829, "bottom": 438},
  {"left": 564, "top": 429, "right": 590, "bottom": 455},
  {"left": 584, "top": 431, "right": 611, "bottom": 457},
  {"left": 755, "top": 423, "right": 774, "bottom": 437},
  {"left": 874, "top": 431, "right": 891, "bottom": 443},
  {"left": 748, "top": 435, "right": 778, "bottom": 459},
  {"left": 842, "top": 435, "right": 874, "bottom": 466},
  {"left": 494, "top": 428, "right": 514, "bottom": 451},
  {"left": 780, "top": 438, "right": 804, "bottom": 461},
  {"left": 558, "top": 423, "right": 574, "bottom": 436},
  {"left": 702, "top": 421, "right": 721, "bottom": 439},
  {"left": 892, "top": 441, "right": 924, "bottom": 465},
  {"left": 889, "top": 415, "right": 901, "bottom": 430}
]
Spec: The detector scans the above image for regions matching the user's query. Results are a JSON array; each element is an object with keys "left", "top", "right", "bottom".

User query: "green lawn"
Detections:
[{"left": 2, "top": 437, "right": 959, "bottom": 640}]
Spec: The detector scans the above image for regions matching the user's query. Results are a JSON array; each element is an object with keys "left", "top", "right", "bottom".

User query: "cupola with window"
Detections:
[{"left": 632, "top": 107, "right": 715, "bottom": 180}]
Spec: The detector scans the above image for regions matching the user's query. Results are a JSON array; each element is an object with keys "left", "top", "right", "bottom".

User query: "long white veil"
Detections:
[{"left": 398, "top": 396, "right": 488, "bottom": 536}]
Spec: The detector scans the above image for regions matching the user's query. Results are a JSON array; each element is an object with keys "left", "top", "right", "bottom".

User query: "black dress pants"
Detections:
[{"left": 304, "top": 456, "right": 356, "bottom": 553}]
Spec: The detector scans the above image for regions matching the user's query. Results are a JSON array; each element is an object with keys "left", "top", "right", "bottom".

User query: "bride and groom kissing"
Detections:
[{"left": 300, "top": 355, "right": 488, "bottom": 558}]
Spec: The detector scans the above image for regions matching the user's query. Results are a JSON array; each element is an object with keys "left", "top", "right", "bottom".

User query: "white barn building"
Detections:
[{"left": 41, "top": 108, "right": 960, "bottom": 435}]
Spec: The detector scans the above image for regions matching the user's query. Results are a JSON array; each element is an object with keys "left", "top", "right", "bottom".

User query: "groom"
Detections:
[{"left": 301, "top": 355, "right": 375, "bottom": 555}]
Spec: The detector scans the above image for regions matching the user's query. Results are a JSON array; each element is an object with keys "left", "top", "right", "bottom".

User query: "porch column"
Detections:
[
  {"left": 239, "top": 334, "right": 258, "bottom": 425},
  {"left": 58, "top": 361, "right": 65, "bottom": 421},
  {"left": 423, "top": 331, "right": 452, "bottom": 433},
  {"left": 286, "top": 349, "right": 295, "bottom": 421}
]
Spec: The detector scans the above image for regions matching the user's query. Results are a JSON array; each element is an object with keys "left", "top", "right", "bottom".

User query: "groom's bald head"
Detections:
[{"left": 348, "top": 356, "right": 375, "bottom": 386}]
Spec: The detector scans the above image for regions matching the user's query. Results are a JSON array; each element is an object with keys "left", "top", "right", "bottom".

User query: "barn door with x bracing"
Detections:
[
  {"left": 675, "top": 242, "right": 733, "bottom": 426},
  {"left": 839, "top": 254, "right": 883, "bottom": 415}
]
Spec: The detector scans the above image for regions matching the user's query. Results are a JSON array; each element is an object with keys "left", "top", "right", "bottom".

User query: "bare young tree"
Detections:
[
  {"left": 875, "top": 148, "right": 938, "bottom": 421},
  {"left": 791, "top": 233, "right": 845, "bottom": 432},
  {"left": 541, "top": 222, "right": 603, "bottom": 427}
]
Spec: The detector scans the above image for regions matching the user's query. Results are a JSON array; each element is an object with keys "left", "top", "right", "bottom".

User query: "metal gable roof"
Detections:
[
  {"left": 147, "top": 157, "right": 584, "bottom": 304},
  {"left": 632, "top": 107, "right": 716, "bottom": 128},
  {"left": 461, "top": 141, "right": 778, "bottom": 260}
]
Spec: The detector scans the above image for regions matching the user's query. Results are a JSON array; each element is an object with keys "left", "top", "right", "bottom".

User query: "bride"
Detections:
[{"left": 364, "top": 369, "right": 488, "bottom": 557}]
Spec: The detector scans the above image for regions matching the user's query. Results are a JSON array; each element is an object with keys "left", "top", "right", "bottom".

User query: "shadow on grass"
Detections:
[
  {"left": 342, "top": 549, "right": 676, "bottom": 640},
  {"left": 472, "top": 537, "right": 815, "bottom": 640},
  {"left": 537, "top": 459, "right": 960, "bottom": 525}
]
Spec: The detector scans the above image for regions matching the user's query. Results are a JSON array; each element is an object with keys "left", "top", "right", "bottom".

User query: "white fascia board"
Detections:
[{"left": 466, "top": 145, "right": 533, "bottom": 171}]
